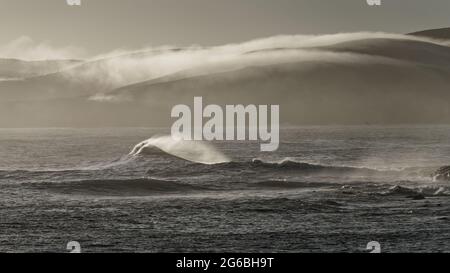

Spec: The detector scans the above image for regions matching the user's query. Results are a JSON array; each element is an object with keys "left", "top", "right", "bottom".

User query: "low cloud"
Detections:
[
  {"left": 1, "top": 32, "right": 449, "bottom": 126},
  {"left": 1, "top": 32, "right": 447, "bottom": 100},
  {"left": 0, "top": 36, "right": 84, "bottom": 61},
  {"left": 60, "top": 32, "right": 433, "bottom": 91},
  {"left": 88, "top": 93, "right": 130, "bottom": 103}
]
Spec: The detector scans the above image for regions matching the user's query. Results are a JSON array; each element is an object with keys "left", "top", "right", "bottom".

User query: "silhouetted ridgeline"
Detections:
[{"left": 409, "top": 27, "right": 450, "bottom": 40}]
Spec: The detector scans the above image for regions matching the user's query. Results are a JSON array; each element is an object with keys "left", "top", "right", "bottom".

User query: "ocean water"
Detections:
[{"left": 0, "top": 126, "right": 449, "bottom": 253}]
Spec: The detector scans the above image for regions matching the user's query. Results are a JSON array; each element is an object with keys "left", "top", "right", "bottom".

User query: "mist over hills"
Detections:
[
  {"left": 0, "top": 29, "right": 449, "bottom": 127},
  {"left": 0, "top": 58, "right": 80, "bottom": 81}
]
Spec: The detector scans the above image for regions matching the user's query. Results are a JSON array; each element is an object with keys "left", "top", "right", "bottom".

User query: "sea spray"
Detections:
[{"left": 129, "top": 135, "right": 231, "bottom": 165}]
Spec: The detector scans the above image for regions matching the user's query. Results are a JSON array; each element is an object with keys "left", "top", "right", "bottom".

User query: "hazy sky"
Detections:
[{"left": 1, "top": 0, "right": 449, "bottom": 56}]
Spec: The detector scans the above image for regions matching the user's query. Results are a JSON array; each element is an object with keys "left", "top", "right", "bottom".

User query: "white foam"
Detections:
[{"left": 129, "top": 135, "right": 231, "bottom": 165}]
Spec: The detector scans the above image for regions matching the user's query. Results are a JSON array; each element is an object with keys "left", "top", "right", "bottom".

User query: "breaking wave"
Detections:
[
  {"left": 380, "top": 185, "right": 450, "bottom": 198},
  {"left": 129, "top": 135, "right": 231, "bottom": 165},
  {"left": 209, "top": 158, "right": 381, "bottom": 174}
]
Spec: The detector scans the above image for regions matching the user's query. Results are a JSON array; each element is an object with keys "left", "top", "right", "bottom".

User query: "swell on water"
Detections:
[
  {"left": 3, "top": 136, "right": 449, "bottom": 198},
  {"left": 28, "top": 178, "right": 207, "bottom": 196},
  {"left": 208, "top": 158, "right": 382, "bottom": 175},
  {"left": 380, "top": 185, "right": 450, "bottom": 198}
]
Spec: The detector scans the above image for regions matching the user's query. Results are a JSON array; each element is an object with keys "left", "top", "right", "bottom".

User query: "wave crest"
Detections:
[
  {"left": 129, "top": 135, "right": 231, "bottom": 165},
  {"left": 381, "top": 185, "right": 450, "bottom": 198}
]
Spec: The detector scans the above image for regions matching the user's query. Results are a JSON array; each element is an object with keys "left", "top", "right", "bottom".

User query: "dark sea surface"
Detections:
[{"left": 0, "top": 126, "right": 449, "bottom": 253}]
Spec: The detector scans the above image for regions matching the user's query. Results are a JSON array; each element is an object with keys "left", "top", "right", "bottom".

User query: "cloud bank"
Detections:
[
  {"left": 1, "top": 31, "right": 450, "bottom": 127},
  {"left": 0, "top": 36, "right": 84, "bottom": 61},
  {"left": 56, "top": 32, "right": 444, "bottom": 92}
]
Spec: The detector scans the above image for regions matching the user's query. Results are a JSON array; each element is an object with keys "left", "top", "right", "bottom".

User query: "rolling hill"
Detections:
[{"left": 409, "top": 27, "right": 450, "bottom": 40}]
